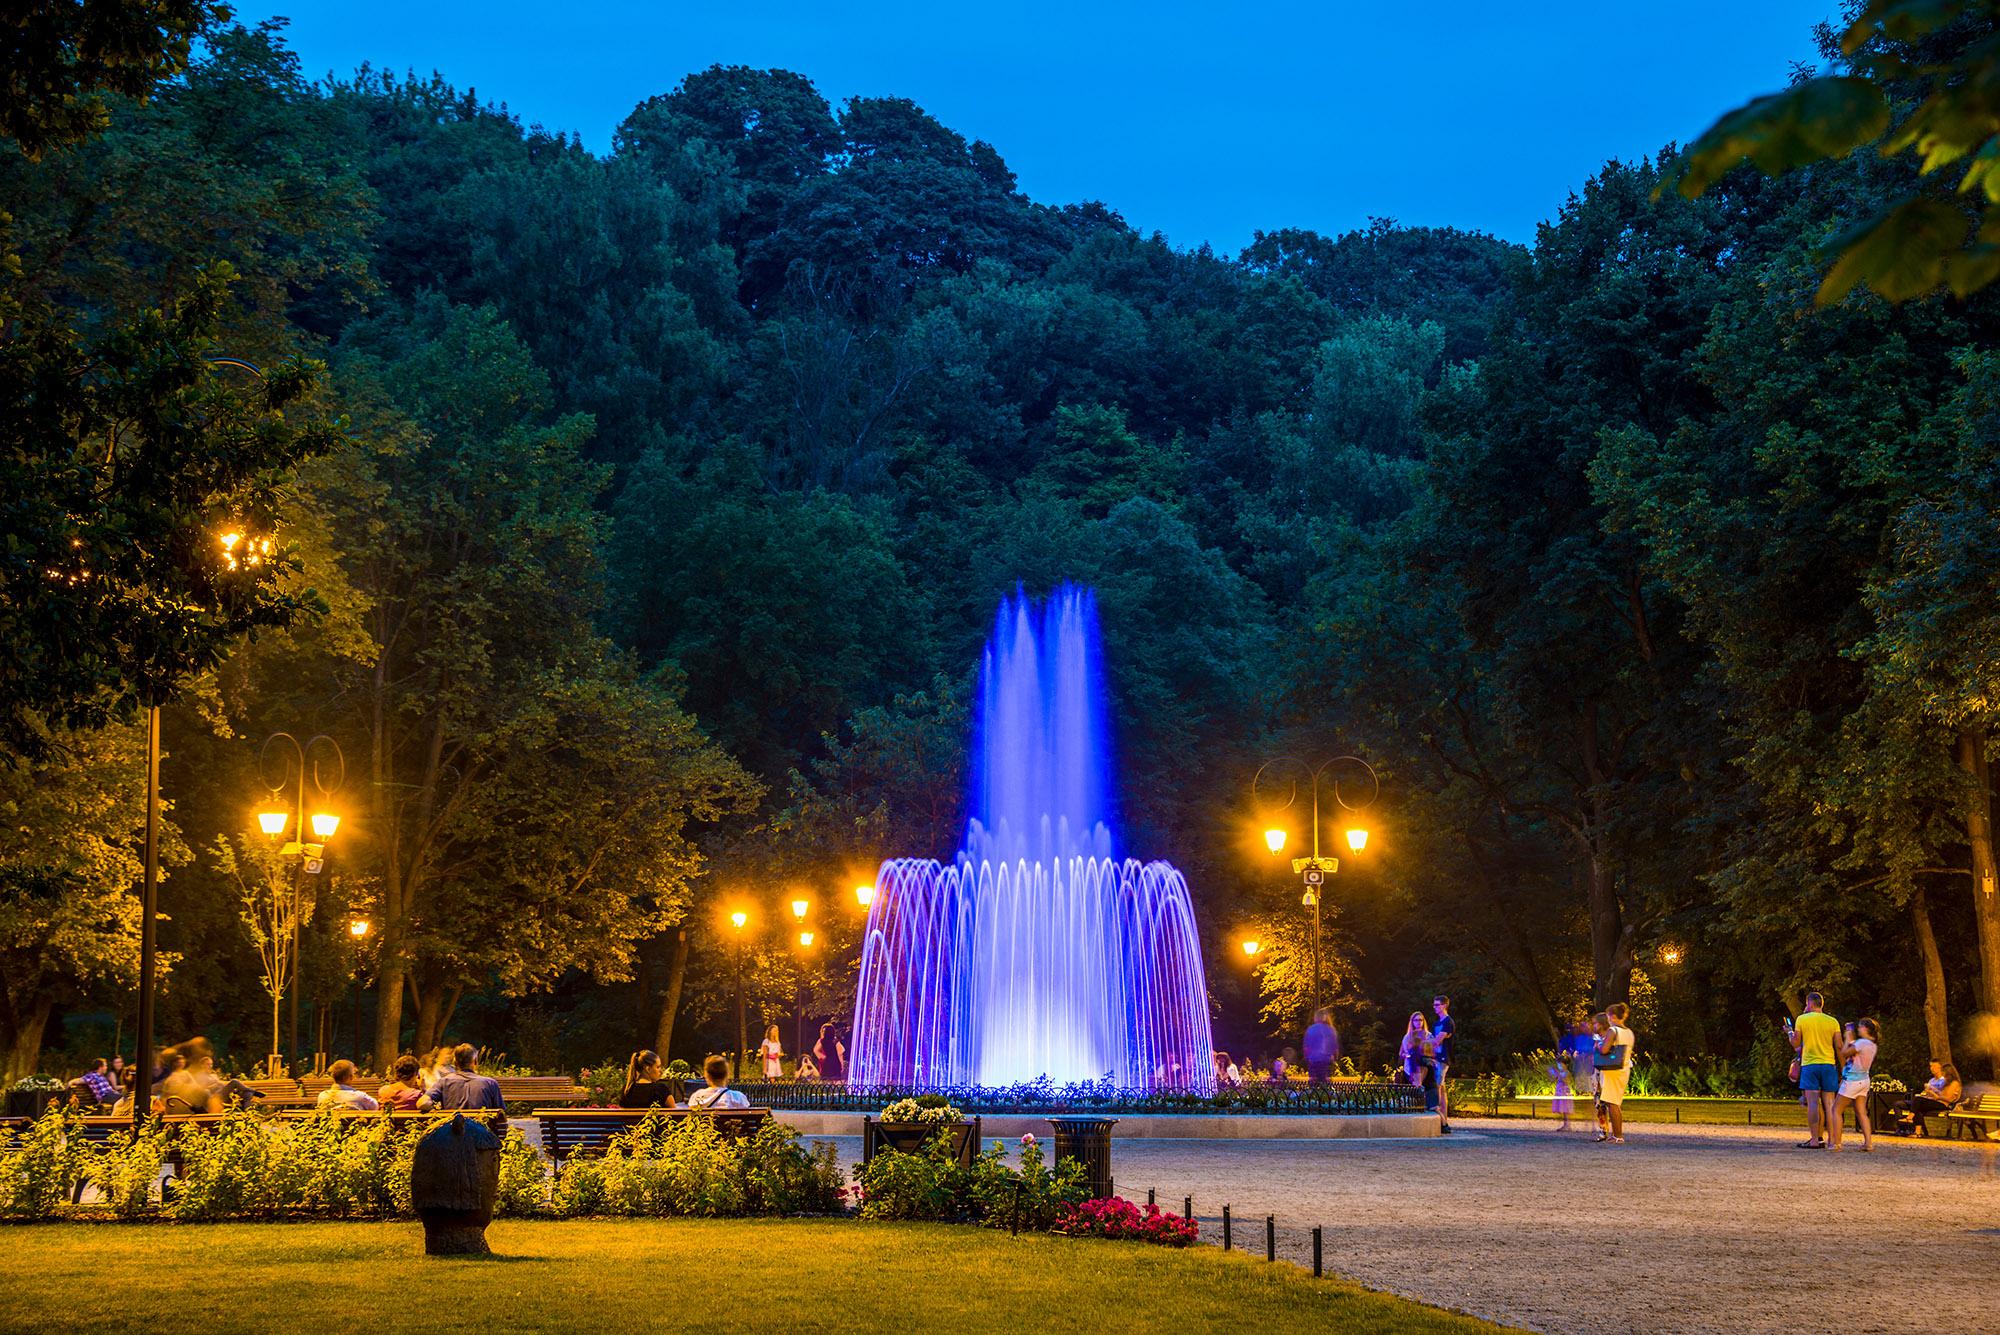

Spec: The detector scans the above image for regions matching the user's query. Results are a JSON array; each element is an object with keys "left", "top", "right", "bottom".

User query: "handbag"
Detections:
[
  {"left": 1787, "top": 1058, "right": 1801, "bottom": 1083},
  {"left": 1592, "top": 1044, "right": 1628, "bottom": 1072}
]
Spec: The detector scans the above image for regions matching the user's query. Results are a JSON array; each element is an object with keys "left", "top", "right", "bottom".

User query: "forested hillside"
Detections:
[{"left": 5, "top": 12, "right": 1997, "bottom": 1086}]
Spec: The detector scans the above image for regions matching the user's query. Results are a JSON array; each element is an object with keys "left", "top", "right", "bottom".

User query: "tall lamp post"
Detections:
[
  {"left": 730, "top": 910, "right": 748, "bottom": 1080},
  {"left": 348, "top": 918, "right": 371, "bottom": 1062},
  {"left": 1253, "top": 755, "right": 1379, "bottom": 1019},
  {"left": 256, "top": 731, "right": 345, "bottom": 1075}
]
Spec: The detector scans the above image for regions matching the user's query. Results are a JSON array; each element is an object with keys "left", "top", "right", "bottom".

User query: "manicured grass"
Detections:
[{"left": 0, "top": 1217, "right": 1503, "bottom": 1333}]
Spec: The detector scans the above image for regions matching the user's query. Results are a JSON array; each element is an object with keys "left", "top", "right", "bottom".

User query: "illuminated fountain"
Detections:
[{"left": 850, "top": 584, "right": 1216, "bottom": 1092}]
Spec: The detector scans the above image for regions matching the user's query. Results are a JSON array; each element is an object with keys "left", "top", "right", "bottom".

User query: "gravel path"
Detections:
[{"left": 812, "top": 1120, "right": 2000, "bottom": 1333}]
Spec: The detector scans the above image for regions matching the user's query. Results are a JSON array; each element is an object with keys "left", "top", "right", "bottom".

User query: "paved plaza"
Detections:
[{"left": 813, "top": 1121, "right": 1999, "bottom": 1334}]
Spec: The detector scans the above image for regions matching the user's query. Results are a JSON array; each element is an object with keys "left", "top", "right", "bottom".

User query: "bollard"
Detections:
[
  {"left": 1312, "top": 1226, "right": 1323, "bottom": 1277},
  {"left": 1223, "top": 1204, "right": 1232, "bottom": 1250},
  {"left": 1266, "top": 1214, "right": 1275, "bottom": 1261},
  {"left": 1148, "top": 1187, "right": 1155, "bottom": 1208},
  {"left": 1184, "top": 1194, "right": 1192, "bottom": 1221}
]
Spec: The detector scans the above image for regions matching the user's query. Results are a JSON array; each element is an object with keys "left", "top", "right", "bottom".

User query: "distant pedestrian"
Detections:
[
  {"left": 1593, "top": 1005, "right": 1635, "bottom": 1144},
  {"left": 315, "top": 1060, "right": 380, "bottom": 1112},
  {"left": 813, "top": 1023, "right": 846, "bottom": 1082},
  {"left": 795, "top": 1050, "right": 820, "bottom": 1081},
  {"left": 1303, "top": 1008, "right": 1339, "bottom": 1084},
  {"left": 1400, "top": 1012, "right": 1436, "bottom": 1111},
  {"left": 1788, "top": 991, "right": 1841, "bottom": 1150},
  {"left": 1834, "top": 1018, "right": 1878, "bottom": 1152},
  {"left": 759, "top": 1025, "right": 784, "bottom": 1080},
  {"left": 428, "top": 1043, "right": 504, "bottom": 1111},
  {"left": 1431, "top": 996, "right": 1456, "bottom": 1133}
]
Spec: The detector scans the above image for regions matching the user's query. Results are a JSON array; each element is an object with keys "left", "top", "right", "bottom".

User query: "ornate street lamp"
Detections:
[
  {"left": 1251, "top": 755, "right": 1380, "bottom": 1020},
  {"left": 855, "top": 883, "right": 875, "bottom": 908},
  {"left": 258, "top": 730, "right": 345, "bottom": 1074}
]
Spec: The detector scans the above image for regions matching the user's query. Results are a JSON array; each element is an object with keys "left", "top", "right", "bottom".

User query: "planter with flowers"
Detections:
[{"left": 863, "top": 1095, "right": 982, "bottom": 1167}]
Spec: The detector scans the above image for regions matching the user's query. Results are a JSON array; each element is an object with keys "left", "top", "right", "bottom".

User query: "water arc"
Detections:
[{"left": 849, "top": 584, "right": 1216, "bottom": 1092}]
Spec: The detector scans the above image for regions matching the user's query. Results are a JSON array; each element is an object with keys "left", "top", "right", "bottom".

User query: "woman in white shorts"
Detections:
[{"left": 1834, "top": 1018, "right": 1878, "bottom": 1151}]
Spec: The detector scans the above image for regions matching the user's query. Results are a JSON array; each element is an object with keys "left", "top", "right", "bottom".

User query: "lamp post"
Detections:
[
  {"left": 730, "top": 910, "right": 748, "bottom": 1080},
  {"left": 348, "top": 918, "right": 371, "bottom": 1063},
  {"left": 257, "top": 731, "right": 345, "bottom": 1075},
  {"left": 1253, "top": 755, "right": 1379, "bottom": 1020}
]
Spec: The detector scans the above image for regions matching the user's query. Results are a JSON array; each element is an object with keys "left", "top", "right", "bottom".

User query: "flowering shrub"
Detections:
[
  {"left": 879, "top": 1096, "right": 964, "bottom": 1125},
  {"left": 857, "top": 1133, "right": 1085, "bottom": 1227},
  {"left": 1058, "top": 1196, "right": 1199, "bottom": 1247},
  {"left": 545, "top": 1113, "right": 840, "bottom": 1219},
  {"left": 0, "top": 1107, "right": 83, "bottom": 1219},
  {"left": 1870, "top": 1074, "right": 1908, "bottom": 1095}
]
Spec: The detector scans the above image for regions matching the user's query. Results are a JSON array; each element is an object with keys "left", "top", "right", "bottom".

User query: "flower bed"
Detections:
[
  {"left": 1058, "top": 1196, "right": 1199, "bottom": 1246},
  {"left": 732, "top": 1076, "right": 1426, "bottom": 1116}
]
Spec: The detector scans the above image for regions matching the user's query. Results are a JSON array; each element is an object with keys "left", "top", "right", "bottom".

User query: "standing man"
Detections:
[
  {"left": 1789, "top": 991, "right": 1841, "bottom": 1150},
  {"left": 1303, "top": 1008, "right": 1339, "bottom": 1084},
  {"left": 1431, "top": 996, "right": 1456, "bottom": 1133}
]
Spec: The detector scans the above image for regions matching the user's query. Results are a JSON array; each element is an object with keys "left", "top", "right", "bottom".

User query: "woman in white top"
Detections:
[
  {"left": 759, "top": 1025, "right": 784, "bottom": 1080},
  {"left": 686, "top": 1054, "right": 752, "bottom": 1110},
  {"left": 1834, "top": 1017, "right": 1878, "bottom": 1152}
]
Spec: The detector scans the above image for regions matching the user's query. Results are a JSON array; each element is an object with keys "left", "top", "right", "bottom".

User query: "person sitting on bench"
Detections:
[
  {"left": 687, "top": 1055, "right": 750, "bottom": 1110},
  {"left": 1897, "top": 1060, "right": 1961, "bottom": 1137}
]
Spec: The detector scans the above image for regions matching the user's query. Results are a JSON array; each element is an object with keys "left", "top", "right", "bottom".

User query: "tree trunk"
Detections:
[
  {"left": 0, "top": 995, "right": 54, "bottom": 1084},
  {"left": 1911, "top": 881, "right": 1952, "bottom": 1067},
  {"left": 1579, "top": 705, "right": 1630, "bottom": 1009},
  {"left": 1958, "top": 729, "right": 2000, "bottom": 1077},
  {"left": 414, "top": 982, "right": 443, "bottom": 1058},
  {"left": 374, "top": 946, "right": 408, "bottom": 1069},
  {"left": 654, "top": 925, "right": 689, "bottom": 1059}
]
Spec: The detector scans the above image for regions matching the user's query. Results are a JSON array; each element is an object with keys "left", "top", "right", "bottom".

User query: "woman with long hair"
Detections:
[
  {"left": 813, "top": 1022, "right": 846, "bottom": 1082},
  {"left": 1833, "top": 1018, "right": 1878, "bottom": 1151},
  {"left": 1399, "top": 1011, "right": 1435, "bottom": 1111},
  {"left": 617, "top": 1049, "right": 677, "bottom": 1108},
  {"left": 759, "top": 1024, "right": 784, "bottom": 1080}
]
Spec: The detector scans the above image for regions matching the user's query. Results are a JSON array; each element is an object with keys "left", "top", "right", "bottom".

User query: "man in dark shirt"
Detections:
[
  {"left": 428, "top": 1043, "right": 504, "bottom": 1111},
  {"left": 1431, "top": 996, "right": 1456, "bottom": 1133}
]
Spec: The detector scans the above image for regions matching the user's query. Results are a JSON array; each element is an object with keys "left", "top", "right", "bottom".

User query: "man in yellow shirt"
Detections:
[{"left": 1790, "top": 991, "right": 1842, "bottom": 1150}]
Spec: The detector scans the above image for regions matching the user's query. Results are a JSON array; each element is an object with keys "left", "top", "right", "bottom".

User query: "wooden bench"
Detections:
[
  {"left": 534, "top": 1107, "right": 772, "bottom": 1163},
  {"left": 1944, "top": 1093, "right": 2000, "bottom": 1140},
  {"left": 495, "top": 1076, "right": 587, "bottom": 1105}
]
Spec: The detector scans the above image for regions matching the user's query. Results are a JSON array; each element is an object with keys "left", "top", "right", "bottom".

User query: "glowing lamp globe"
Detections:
[
  {"left": 1264, "top": 828, "right": 1286, "bottom": 854},
  {"left": 1242, "top": 939, "right": 1261, "bottom": 957},
  {"left": 1345, "top": 826, "right": 1369, "bottom": 852},
  {"left": 855, "top": 884, "right": 875, "bottom": 907},
  {"left": 791, "top": 898, "right": 809, "bottom": 920},
  {"left": 800, "top": 931, "right": 815, "bottom": 947},
  {"left": 349, "top": 919, "right": 371, "bottom": 938},
  {"left": 311, "top": 812, "right": 341, "bottom": 840},
  {"left": 257, "top": 807, "right": 288, "bottom": 837},
  {"left": 730, "top": 910, "right": 748, "bottom": 930}
]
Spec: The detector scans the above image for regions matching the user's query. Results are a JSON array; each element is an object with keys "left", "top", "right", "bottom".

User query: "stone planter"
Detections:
[
  {"left": 861, "top": 1115, "right": 983, "bottom": 1167},
  {"left": 4, "top": 1087, "right": 63, "bottom": 1120}
]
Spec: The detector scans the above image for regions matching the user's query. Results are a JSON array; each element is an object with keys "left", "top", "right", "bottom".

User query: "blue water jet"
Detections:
[{"left": 850, "top": 584, "right": 1216, "bottom": 1092}]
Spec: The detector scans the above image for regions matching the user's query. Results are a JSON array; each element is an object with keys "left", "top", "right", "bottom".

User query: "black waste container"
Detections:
[{"left": 1046, "top": 1115, "right": 1117, "bottom": 1199}]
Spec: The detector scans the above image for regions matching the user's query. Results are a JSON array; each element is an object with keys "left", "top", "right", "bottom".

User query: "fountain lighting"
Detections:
[{"left": 850, "top": 584, "right": 1216, "bottom": 1093}]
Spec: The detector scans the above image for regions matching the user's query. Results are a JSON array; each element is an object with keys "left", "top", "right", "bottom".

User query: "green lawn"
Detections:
[{"left": 0, "top": 1217, "right": 1503, "bottom": 1333}]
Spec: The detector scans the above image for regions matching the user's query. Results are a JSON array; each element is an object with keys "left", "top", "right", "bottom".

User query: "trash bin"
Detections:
[{"left": 1046, "top": 1115, "right": 1117, "bottom": 1199}]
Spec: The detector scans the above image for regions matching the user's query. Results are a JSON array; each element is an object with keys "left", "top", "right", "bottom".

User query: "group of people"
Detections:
[
  {"left": 1785, "top": 992, "right": 1880, "bottom": 1150},
  {"left": 618, "top": 1051, "right": 752, "bottom": 1108},
  {"left": 63, "top": 1038, "right": 511, "bottom": 1118},
  {"left": 1397, "top": 996, "right": 1458, "bottom": 1132},
  {"left": 1545, "top": 1004, "right": 1638, "bottom": 1142},
  {"left": 753, "top": 1022, "right": 846, "bottom": 1082},
  {"left": 329, "top": 1042, "right": 508, "bottom": 1113}
]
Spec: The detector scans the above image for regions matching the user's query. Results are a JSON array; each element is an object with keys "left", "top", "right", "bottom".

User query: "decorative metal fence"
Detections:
[{"left": 728, "top": 1079, "right": 1428, "bottom": 1116}]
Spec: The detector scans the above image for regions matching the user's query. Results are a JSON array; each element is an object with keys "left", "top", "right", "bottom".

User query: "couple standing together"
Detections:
[{"left": 1399, "top": 995, "right": 1456, "bottom": 1132}]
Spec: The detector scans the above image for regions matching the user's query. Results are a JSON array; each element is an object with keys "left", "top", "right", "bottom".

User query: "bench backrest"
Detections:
[{"left": 535, "top": 1107, "right": 771, "bottom": 1160}]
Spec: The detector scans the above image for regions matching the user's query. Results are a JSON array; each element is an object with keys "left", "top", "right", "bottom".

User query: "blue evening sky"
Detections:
[{"left": 240, "top": 1, "right": 1831, "bottom": 250}]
